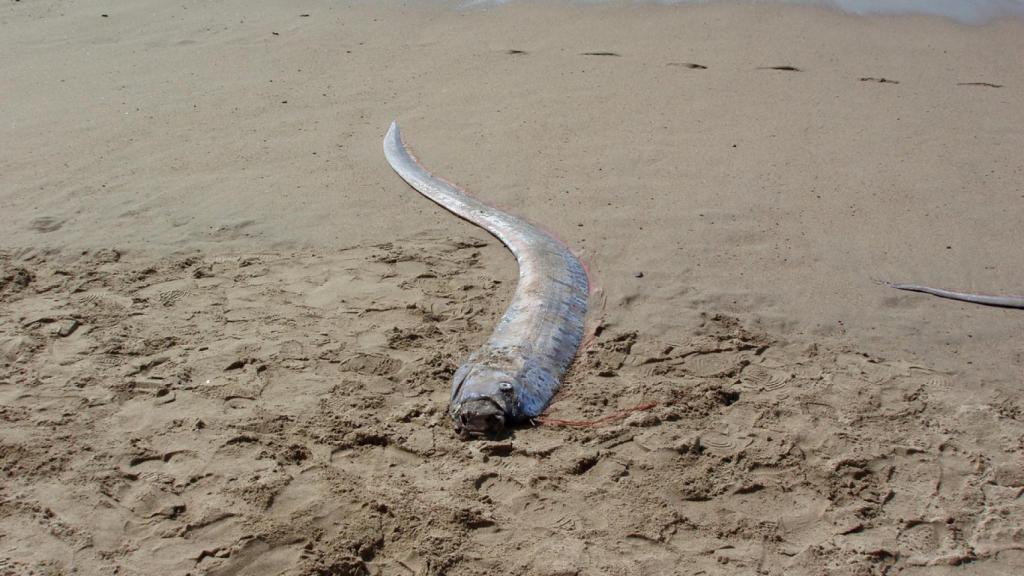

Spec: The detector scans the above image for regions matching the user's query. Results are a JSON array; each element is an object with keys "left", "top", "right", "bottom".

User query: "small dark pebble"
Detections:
[
  {"left": 634, "top": 272, "right": 644, "bottom": 278},
  {"left": 299, "top": 14, "right": 310, "bottom": 17},
  {"left": 101, "top": 14, "right": 108, "bottom": 18},
  {"left": 57, "top": 320, "right": 80, "bottom": 338}
]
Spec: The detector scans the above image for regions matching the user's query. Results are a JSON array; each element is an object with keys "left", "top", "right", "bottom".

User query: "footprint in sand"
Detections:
[
  {"left": 926, "top": 374, "right": 954, "bottom": 388},
  {"left": 474, "top": 473, "right": 526, "bottom": 506},
  {"left": 683, "top": 351, "right": 744, "bottom": 378},
  {"left": 514, "top": 493, "right": 581, "bottom": 531},
  {"left": 897, "top": 520, "right": 965, "bottom": 565},
  {"left": 741, "top": 364, "right": 794, "bottom": 392},
  {"left": 276, "top": 339, "right": 306, "bottom": 361},
  {"left": 268, "top": 467, "right": 337, "bottom": 519},
  {"left": 330, "top": 443, "right": 424, "bottom": 476},
  {"left": 75, "top": 291, "right": 134, "bottom": 309},
  {"left": 339, "top": 352, "right": 403, "bottom": 376},
  {"left": 136, "top": 278, "right": 193, "bottom": 303},
  {"left": 699, "top": 430, "right": 754, "bottom": 456},
  {"left": 158, "top": 288, "right": 190, "bottom": 307}
]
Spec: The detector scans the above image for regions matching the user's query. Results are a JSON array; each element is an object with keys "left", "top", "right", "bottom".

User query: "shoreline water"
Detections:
[{"left": 459, "top": 0, "right": 1024, "bottom": 24}]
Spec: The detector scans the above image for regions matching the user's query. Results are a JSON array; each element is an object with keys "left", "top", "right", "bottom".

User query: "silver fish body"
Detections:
[{"left": 383, "top": 122, "right": 588, "bottom": 436}]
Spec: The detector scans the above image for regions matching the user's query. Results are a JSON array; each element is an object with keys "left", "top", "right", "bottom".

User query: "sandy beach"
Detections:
[{"left": 2, "top": 0, "right": 1023, "bottom": 574}]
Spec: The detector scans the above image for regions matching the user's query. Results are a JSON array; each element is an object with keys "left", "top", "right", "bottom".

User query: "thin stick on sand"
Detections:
[{"left": 876, "top": 279, "right": 1024, "bottom": 309}]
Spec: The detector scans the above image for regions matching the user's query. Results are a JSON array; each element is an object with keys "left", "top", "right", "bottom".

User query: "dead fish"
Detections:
[{"left": 383, "top": 122, "right": 589, "bottom": 437}]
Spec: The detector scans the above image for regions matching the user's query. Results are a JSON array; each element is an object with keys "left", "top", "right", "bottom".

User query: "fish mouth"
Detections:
[{"left": 453, "top": 398, "right": 508, "bottom": 437}]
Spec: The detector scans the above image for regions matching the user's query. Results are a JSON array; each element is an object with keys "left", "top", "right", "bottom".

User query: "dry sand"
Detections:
[{"left": 2, "top": 0, "right": 1023, "bottom": 574}]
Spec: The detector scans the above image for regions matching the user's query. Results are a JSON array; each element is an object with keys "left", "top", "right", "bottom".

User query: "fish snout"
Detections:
[{"left": 454, "top": 398, "right": 507, "bottom": 437}]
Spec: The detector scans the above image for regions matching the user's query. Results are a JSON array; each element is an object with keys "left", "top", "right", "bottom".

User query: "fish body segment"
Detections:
[{"left": 383, "top": 122, "right": 588, "bottom": 436}]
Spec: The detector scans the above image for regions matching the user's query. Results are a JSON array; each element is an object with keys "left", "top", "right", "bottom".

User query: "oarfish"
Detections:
[{"left": 383, "top": 122, "right": 588, "bottom": 436}]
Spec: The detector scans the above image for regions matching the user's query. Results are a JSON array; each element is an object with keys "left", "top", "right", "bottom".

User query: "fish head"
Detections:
[{"left": 450, "top": 364, "right": 519, "bottom": 437}]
